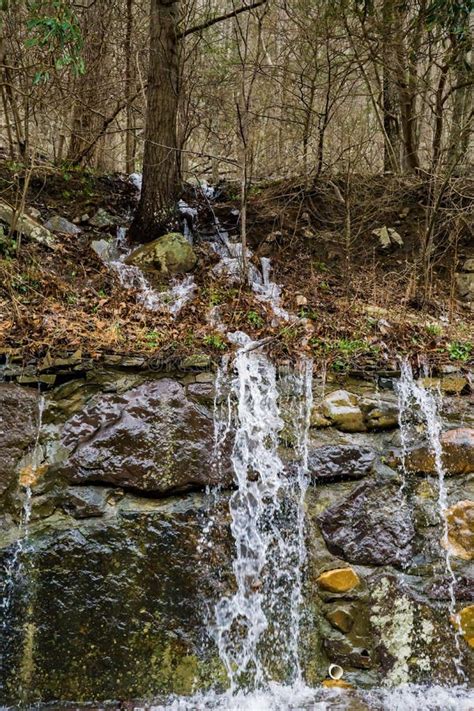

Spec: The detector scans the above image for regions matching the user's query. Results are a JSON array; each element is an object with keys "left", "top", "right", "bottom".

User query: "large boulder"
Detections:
[
  {"left": 370, "top": 574, "right": 466, "bottom": 686},
  {"left": 317, "top": 481, "right": 416, "bottom": 566},
  {"left": 125, "top": 232, "right": 197, "bottom": 275},
  {"left": 0, "top": 384, "right": 39, "bottom": 502},
  {"left": 455, "top": 258, "right": 474, "bottom": 307},
  {"left": 391, "top": 428, "right": 474, "bottom": 476},
  {"left": 54, "top": 378, "right": 232, "bottom": 494},
  {"left": 0, "top": 200, "right": 55, "bottom": 247},
  {"left": 308, "top": 444, "right": 374, "bottom": 482},
  {"left": 0, "top": 494, "right": 229, "bottom": 704}
]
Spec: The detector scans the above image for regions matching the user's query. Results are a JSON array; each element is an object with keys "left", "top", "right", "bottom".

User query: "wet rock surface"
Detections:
[
  {"left": 0, "top": 494, "right": 229, "bottom": 704},
  {"left": 443, "top": 500, "right": 474, "bottom": 560},
  {"left": 308, "top": 445, "right": 375, "bottom": 482},
  {"left": 0, "top": 384, "right": 39, "bottom": 503},
  {"left": 392, "top": 427, "right": 474, "bottom": 476},
  {"left": 1, "top": 368, "right": 473, "bottom": 704},
  {"left": 317, "top": 480, "right": 416, "bottom": 566},
  {"left": 55, "top": 378, "right": 232, "bottom": 494}
]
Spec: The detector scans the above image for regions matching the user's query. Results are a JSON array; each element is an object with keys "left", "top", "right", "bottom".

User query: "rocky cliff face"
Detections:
[{"left": 0, "top": 364, "right": 472, "bottom": 705}]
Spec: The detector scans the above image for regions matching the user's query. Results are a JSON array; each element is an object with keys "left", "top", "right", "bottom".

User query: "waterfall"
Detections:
[
  {"left": 213, "top": 332, "right": 313, "bottom": 696},
  {"left": 93, "top": 227, "right": 196, "bottom": 316},
  {"left": 397, "top": 360, "right": 465, "bottom": 681},
  {"left": 1, "top": 393, "right": 44, "bottom": 630}
]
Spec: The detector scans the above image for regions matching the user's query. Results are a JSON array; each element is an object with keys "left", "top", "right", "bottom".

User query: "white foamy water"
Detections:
[
  {"left": 148, "top": 682, "right": 474, "bottom": 710},
  {"left": 94, "top": 227, "right": 196, "bottom": 316},
  {"left": 212, "top": 332, "right": 313, "bottom": 693}
]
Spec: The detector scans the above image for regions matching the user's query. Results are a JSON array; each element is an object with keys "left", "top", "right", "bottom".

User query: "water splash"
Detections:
[
  {"left": 150, "top": 682, "right": 474, "bottom": 710},
  {"left": 213, "top": 332, "right": 313, "bottom": 694},
  {"left": 93, "top": 227, "right": 196, "bottom": 316},
  {"left": 397, "top": 360, "right": 465, "bottom": 681}
]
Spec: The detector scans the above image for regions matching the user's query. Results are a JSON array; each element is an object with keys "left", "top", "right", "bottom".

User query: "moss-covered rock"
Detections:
[
  {"left": 0, "top": 494, "right": 229, "bottom": 704},
  {"left": 125, "top": 232, "right": 197, "bottom": 275}
]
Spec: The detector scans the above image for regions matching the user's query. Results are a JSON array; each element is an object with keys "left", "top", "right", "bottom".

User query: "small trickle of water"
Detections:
[
  {"left": 397, "top": 360, "right": 465, "bottom": 681},
  {"left": 1, "top": 392, "right": 44, "bottom": 629},
  {"left": 212, "top": 332, "right": 313, "bottom": 694}
]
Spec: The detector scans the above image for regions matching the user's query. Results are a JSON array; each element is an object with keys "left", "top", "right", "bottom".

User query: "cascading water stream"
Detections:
[
  {"left": 397, "top": 360, "right": 465, "bottom": 682},
  {"left": 213, "top": 332, "right": 313, "bottom": 697},
  {"left": 93, "top": 227, "right": 196, "bottom": 316}
]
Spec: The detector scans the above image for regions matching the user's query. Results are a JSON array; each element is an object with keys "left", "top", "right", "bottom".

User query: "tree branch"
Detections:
[{"left": 178, "top": 0, "right": 268, "bottom": 40}]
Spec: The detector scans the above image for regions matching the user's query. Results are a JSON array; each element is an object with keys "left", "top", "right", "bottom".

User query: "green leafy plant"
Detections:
[
  {"left": 426, "top": 323, "right": 443, "bottom": 337},
  {"left": 247, "top": 310, "right": 264, "bottom": 328},
  {"left": 447, "top": 341, "right": 472, "bottom": 362},
  {"left": 298, "top": 307, "right": 318, "bottom": 320},
  {"left": 145, "top": 330, "right": 161, "bottom": 348},
  {"left": 25, "top": 1, "right": 85, "bottom": 83},
  {"left": 203, "top": 333, "right": 227, "bottom": 351}
]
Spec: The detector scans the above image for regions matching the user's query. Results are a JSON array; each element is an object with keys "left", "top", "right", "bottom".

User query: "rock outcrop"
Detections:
[
  {"left": 0, "top": 200, "right": 55, "bottom": 247},
  {"left": 308, "top": 444, "right": 374, "bottom": 482},
  {"left": 0, "top": 384, "right": 39, "bottom": 501},
  {"left": 317, "top": 481, "right": 416, "bottom": 566},
  {"left": 125, "top": 232, "right": 197, "bottom": 275}
]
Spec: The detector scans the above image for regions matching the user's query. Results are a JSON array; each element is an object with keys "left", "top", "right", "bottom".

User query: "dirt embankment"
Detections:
[{"left": 0, "top": 163, "right": 472, "bottom": 375}]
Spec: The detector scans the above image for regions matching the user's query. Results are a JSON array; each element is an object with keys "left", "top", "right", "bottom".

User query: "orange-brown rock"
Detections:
[
  {"left": 322, "top": 679, "right": 353, "bottom": 689},
  {"left": 393, "top": 427, "right": 474, "bottom": 476},
  {"left": 452, "top": 605, "right": 474, "bottom": 648},
  {"left": 317, "top": 567, "right": 360, "bottom": 593},
  {"left": 326, "top": 608, "right": 354, "bottom": 633},
  {"left": 442, "top": 500, "right": 474, "bottom": 560}
]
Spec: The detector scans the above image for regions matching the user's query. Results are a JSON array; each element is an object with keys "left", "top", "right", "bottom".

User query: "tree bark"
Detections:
[
  {"left": 129, "top": 0, "right": 180, "bottom": 243},
  {"left": 381, "top": 0, "right": 400, "bottom": 173},
  {"left": 125, "top": 0, "right": 136, "bottom": 174},
  {"left": 66, "top": 0, "right": 108, "bottom": 166}
]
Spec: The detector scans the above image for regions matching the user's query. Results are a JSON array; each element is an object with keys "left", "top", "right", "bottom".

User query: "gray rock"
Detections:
[
  {"left": 0, "top": 200, "right": 55, "bottom": 246},
  {"left": 308, "top": 444, "right": 375, "bottom": 482},
  {"left": 44, "top": 215, "right": 81, "bottom": 235},
  {"left": 89, "top": 208, "right": 115, "bottom": 228},
  {"left": 55, "top": 378, "right": 232, "bottom": 494},
  {"left": 360, "top": 397, "right": 399, "bottom": 430},
  {"left": 60, "top": 486, "right": 113, "bottom": 518},
  {"left": 0, "top": 384, "right": 39, "bottom": 501},
  {"left": 461, "top": 258, "right": 474, "bottom": 273},
  {"left": 456, "top": 272, "right": 474, "bottom": 302},
  {"left": 321, "top": 390, "right": 366, "bottom": 432},
  {"left": 317, "top": 480, "right": 416, "bottom": 566}
]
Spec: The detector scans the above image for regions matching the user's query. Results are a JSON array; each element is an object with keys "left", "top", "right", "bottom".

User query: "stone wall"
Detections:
[{"left": 0, "top": 365, "right": 472, "bottom": 704}]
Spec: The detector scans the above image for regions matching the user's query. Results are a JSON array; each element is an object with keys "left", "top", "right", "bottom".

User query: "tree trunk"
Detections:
[
  {"left": 129, "top": 0, "right": 180, "bottom": 243},
  {"left": 382, "top": 0, "right": 400, "bottom": 173},
  {"left": 125, "top": 0, "right": 136, "bottom": 174},
  {"left": 447, "top": 24, "right": 473, "bottom": 172},
  {"left": 66, "top": 0, "right": 108, "bottom": 165}
]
